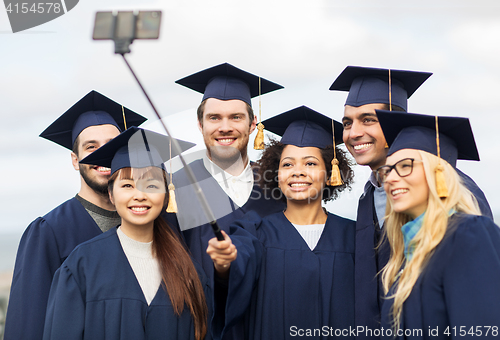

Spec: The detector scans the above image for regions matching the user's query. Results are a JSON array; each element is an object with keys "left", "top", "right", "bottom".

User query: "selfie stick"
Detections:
[{"left": 93, "top": 11, "right": 224, "bottom": 241}]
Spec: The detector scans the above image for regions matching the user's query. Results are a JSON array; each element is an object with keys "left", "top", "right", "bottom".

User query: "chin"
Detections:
[{"left": 209, "top": 145, "right": 243, "bottom": 163}]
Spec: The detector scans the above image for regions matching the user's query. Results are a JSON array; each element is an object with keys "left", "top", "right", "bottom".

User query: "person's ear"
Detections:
[
  {"left": 249, "top": 115, "right": 258, "bottom": 134},
  {"left": 109, "top": 190, "right": 114, "bottom": 206},
  {"left": 71, "top": 152, "right": 80, "bottom": 171}
]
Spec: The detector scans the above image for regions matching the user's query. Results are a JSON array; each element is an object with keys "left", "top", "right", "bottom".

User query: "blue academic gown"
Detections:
[
  {"left": 171, "top": 159, "right": 286, "bottom": 280},
  {"left": 380, "top": 214, "right": 500, "bottom": 339},
  {"left": 43, "top": 227, "right": 213, "bottom": 340},
  {"left": 5, "top": 197, "right": 102, "bottom": 340},
  {"left": 168, "top": 159, "right": 285, "bottom": 340},
  {"left": 354, "top": 171, "right": 493, "bottom": 339},
  {"left": 216, "top": 211, "right": 355, "bottom": 340}
]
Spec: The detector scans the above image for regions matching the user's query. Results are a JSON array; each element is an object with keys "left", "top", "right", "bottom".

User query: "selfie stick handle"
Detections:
[{"left": 121, "top": 54, "right": 224, "bottom": 241}]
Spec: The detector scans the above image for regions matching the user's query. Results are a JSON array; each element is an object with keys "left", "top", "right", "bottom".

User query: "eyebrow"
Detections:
[
  {"left": 281, "top": 155, "right": 320, "bottom": 162},
  {"left": 80, "top": 140, "right": 99, "bottom": 147},
  {"left": 342, "top": 112, "right": 378, "bottom": 123}
]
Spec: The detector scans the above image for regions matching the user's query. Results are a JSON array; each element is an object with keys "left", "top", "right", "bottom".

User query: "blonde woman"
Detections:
[{"left": 374, "top": 110, "right": 500, "bottom": 339}]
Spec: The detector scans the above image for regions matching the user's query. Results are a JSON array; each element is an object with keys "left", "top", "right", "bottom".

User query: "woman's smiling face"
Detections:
[
  {"left": 278, "top": 145, "right": 328, "bottom": 203},
  {"left": 110, "top": 167, "right": 166, "bottom": 230},
  {"left": 384, "top": 149, "right": 429, "bottom": 219}
]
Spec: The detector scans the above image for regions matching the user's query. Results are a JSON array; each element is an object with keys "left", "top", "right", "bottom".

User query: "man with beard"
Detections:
[
  {"left": 170, "top": 63, "right": 286, "bottom": 339},
  {"left": 5, "top": 90, "right": 146, "bottom": 340}
]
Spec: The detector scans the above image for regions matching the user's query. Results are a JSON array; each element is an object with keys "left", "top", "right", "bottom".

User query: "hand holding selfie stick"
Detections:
[{"left": 93, "top": 11, "right": 224, "bottom": 241}]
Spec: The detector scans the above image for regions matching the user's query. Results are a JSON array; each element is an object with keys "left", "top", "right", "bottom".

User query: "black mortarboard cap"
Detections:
[
  {"left": 261, "top": 106, "right": 343, "bottom": 149},
  {"left": 175, "top": 63, "right": 283, "bottom": 107},
  {"left": 376, "top": 110, "right": 479, "bottom": 168},
  {"left": 79, "top": 127, "right": 195, "bottom": 174},
  {"left": 39, "top": 90, "right": 147, "bottom": 150},
  {"left": 329, "top": 66, "right": 432, "bottom": 111}
]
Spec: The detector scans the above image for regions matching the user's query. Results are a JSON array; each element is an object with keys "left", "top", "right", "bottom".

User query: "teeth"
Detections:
[
  {"left": 290, "top": 183, "right": 310, "bottom": 187},
  {"left": 391, "top": 188, "right": 409, "bottom": 196},
  {"left": 353, "top": 143, "right": 373, "bottom": 151},
  {"left": 96, "top": 166, "right": 111, "bottom": 172},
  {"left": 218, "top": 138, "right": 235, "bottom": 144},
  {"left": 130, "top": 207, "right": 148, "bottom": 212}
]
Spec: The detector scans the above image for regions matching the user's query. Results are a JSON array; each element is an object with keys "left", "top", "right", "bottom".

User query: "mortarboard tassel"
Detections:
[
  {"left": 254, "top": 122, "right": 265, "bottom": 150},
  {"left": 434, "top": 116, "right": 449, "bottom": 198},
  {"left": 166, "top": 138, "right": 178, "bottom": 212},
  {"left": 166, "top": 183, "right": 178, "bottom": 213},
  {"left": 121, "top": 105, "right": 128, "bottom": 130},
  {"left": 384, "top": 70, "right": 391, "bottom": 149},
  {"left": 254, "top": 77, "right": 265, "bottom": 150},
  {"left": 329, "top": 120, "right": 343, "bottom": 186}
]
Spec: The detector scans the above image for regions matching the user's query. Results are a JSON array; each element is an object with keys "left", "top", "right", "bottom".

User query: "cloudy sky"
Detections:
[{"left": 1, "top": 0, "right": 499, "bottom": 240}]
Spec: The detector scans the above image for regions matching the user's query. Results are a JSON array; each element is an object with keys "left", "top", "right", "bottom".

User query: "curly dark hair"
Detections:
[{"left": 256, "top": 139, "right": 354, "bottom": 203}]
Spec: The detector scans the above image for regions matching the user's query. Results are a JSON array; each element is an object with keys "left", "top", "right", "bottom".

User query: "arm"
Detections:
[
  {"left": 4, "top": 218, "right": 62, "bottom": 340},
  {"left": 43, "top": 265, "right": 85, "bottom": 340},
  {"left": 443, "top": 216, "right": 500, "bottom": 336}
]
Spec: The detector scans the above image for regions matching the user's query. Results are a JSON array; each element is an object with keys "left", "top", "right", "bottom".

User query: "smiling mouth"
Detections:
[
  {"left": 353, "top": 143, "right": 373, "bottom": 151},
  {"left": 391, "top": 188, "right": 409, "bottom": 196},
  {"left": 94, "top": 166, "right": 111, "bottom": 175},
  {"left": 289, "top": 182, "right": 312, "bottom": 191},
  {"left": 216, "top": 138, "right": 236, "bottom": 145},
  {"left": 129, "top": 206, "right": 150, "bottom": 214}
]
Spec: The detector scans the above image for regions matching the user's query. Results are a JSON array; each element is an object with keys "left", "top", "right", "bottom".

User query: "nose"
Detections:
[
  {"left": 133, "top": 188, "right": 147, "bottom": 201},
  {"left": 218, "top": 118, "right": 233, "bottom": 133},
  {"left": 291, "top": 164, "right": 306, "bottom": 177},
  {"left": 348, "top": 120, "right": 364, "bottom": 139},
  {"left": 384, "top": 167, "right": 400, "bottom": 183}
]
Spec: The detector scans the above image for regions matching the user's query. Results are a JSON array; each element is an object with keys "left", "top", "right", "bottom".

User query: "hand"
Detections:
[{"left": 206, "top": 231, "right": 237, "bottom": 278}]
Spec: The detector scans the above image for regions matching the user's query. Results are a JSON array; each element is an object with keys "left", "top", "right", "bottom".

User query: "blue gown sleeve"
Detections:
[
  {"left": 443, "top": 216, "right": 500, "bottom": 331},
  {"left": 43, "top": 265, "right": 85, "bottom": 340},
  {"left": 4, "top": 218, "right": 62, "bottom": 340},
  {"left": 213, "top": 213, "right": 264, "bottom": 339}
]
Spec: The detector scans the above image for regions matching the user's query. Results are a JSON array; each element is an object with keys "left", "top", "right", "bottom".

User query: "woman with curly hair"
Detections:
[
  {"left": 207, "top": 106, "right": 356, "bottom": 339},
  {"left": 374, "top": 110, "right": 500, "bottom": 339}
]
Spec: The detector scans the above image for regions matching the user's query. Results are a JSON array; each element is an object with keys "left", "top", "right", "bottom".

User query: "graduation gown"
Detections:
[
  {"left": 354, "top": 171, "right": 493, "bottom": 339},
  {"left": 380, "top": 214, "right": 500, "bottom": 339},
  {"left": 216, "top": 211, "right": 355, "bottom": 340},
  {"left": 5, "top": 197, "right": 102, "bottom": 340},
  {"left": 43, "top": 227, "right": 213, "bottom": 340},
  {"left": 172, "top": 159, "right": 286, "bottom": 281}
]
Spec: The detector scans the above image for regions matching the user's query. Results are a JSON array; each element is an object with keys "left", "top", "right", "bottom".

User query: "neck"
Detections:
[
  {"left": 208, "top": 152, "right": 249, "bottom": 176},
  {"left": 119, "top": 220, "right": 155, "bottom": 243},
  {"left": 78, "top": 179, "right": 115, "bottom": 211},
  {"left": 284, "top": 199, "right": 327, "bottom": 225}
]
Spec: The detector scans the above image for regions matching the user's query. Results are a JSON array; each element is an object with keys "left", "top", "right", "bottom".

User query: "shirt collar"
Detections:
[
  {"left": 363, "top": 171, "right": 384, "bottom": 195},
  {"left": 202, "top": 153, "right": 253, "bottom": 184}
]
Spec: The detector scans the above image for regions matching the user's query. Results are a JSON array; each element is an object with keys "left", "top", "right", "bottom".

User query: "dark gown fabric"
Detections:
[
  {"left": 215, "top": 211, "right": 355, "bottom": 340},
  {"left": 43, "top": 227, "right": 213, "bottom": 340},
  {"left": 170, "top": 159, "right": 286, "bottom": 281},
  {"left": 167, "top": 160, "right": 285, "bottom": 340},
  {"left": 354, "top": 171, "right": 493, "bottom": 339},
  {"left": 5, "top": 197, "right": 102, "bottom": 340},
  {"left": 380, "top": 214, "right": 500, "bottom": 339}
]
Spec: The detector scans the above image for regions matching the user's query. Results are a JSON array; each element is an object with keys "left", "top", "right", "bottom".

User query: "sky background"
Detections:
[{"left": 1, "top": 0, "right": 499, "bottom": 269}]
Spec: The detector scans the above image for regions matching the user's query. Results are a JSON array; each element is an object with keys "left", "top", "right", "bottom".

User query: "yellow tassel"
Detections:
[
  {"left": 329, "top": 159, "right": 343, "bottom": 187},
  {"left": 254, "top": 122, "right": 265, "bottom": 150},
  {"left": 435, "top": 164, "right": 449, "bottom": 198},
  {"left": 166, "top": 183, "right": 178, "bottom": 213}
]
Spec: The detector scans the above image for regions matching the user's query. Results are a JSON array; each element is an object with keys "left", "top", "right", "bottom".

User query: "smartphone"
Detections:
[{"left": 93, "top": 11, "right": 161, "bottom": 40}]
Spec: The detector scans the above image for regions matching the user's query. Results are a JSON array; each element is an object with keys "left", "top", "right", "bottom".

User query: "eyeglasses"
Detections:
[{"left": 375, "top": 158, "right": 423, "bottom": 184}]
